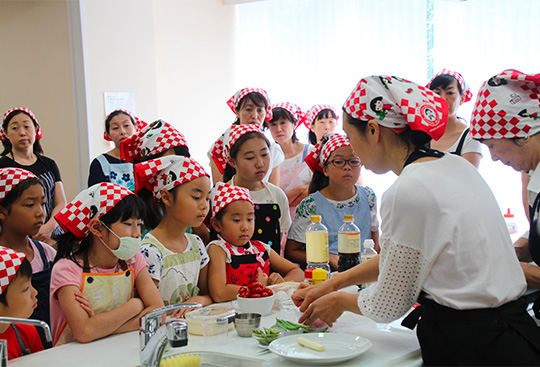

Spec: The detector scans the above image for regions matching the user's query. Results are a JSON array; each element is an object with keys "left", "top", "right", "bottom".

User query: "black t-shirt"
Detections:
[
  {"left": 0, "top": 154, "right": 62, "bottom": 221},
  {"left": 87, "top": 153, "right": 123, "bottom": 187}
]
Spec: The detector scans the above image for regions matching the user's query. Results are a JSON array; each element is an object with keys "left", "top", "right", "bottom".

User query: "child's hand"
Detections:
[
  {"left": 257, "top": 268, "right": 269, "bottom": 286},
  {"left": 267, "top": 272, "right": 285, "bottom": 285},
  {"left": 75, "top": 290, "right": 94, "bottom": 317},
  {"left": 169, "top": 296, "right": 207, "bottom": 318}
]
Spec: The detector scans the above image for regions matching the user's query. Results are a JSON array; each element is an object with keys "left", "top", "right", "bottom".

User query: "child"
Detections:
[
  {"left": 50, "top": 183, "right": 163, "bottom": 345},
  {"left": 0, "top": 167, "right": 56, "bottom": 345},
  {"left": 120, "top": 119, "right": 190, "bottom": 163},
  {"left": 0, "top": 107, "right": 67, "bottom": 244},
  {"left": 136, "top": 156, "right": 212, "bottom": 318},
  {"left": 286, "top": 133, "right": 379, "bottom": 270},
  {"left": 264, "top": 103, "right": 312, "bottom": 218},
  {"left": 213, "top": 124, "right": 291, "bottom": 255},
  {"left": 0, "top": 246, "right": 44, "bottom": 359},
  {"left": 208, "top": 88, "right": 284, "bottom": 185},
  {"left": 306, "top": 104, "right": 339, "bottom": 145},
  {"left": 207, "top": 182, "right": 303, "bottom": 302},
  {"left": 427, "top": 69, "right": 483, "bottom": 168},
  {"left": 87, "top": 109, "right": 147, "bottom": 189}
]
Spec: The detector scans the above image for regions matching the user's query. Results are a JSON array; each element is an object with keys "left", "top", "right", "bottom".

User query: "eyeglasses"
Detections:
[{"left": 327, "top": 158, "right": 361, "bottom": 168}]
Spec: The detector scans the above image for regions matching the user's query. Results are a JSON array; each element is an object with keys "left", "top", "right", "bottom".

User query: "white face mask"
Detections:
[{"left": 98, "top": 222, "right": 141, "bottom": 261}]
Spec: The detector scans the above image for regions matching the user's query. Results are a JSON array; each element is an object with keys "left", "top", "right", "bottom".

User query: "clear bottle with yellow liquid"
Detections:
[{"left": 305, "top": 215, "right": 330, "bottom": 279}]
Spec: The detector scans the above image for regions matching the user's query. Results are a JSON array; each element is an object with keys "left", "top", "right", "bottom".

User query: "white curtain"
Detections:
[{"left": 236, "top": 0, "right": 540, "bottom": 233}]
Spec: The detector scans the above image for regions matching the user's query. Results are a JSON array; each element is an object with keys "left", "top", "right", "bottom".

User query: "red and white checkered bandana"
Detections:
[
  {"left": 427, "top": 69, "right": 473, "bottom": 103},
  {"left": 1, "top": 107, "right": 44, "bottom": 142},
  {"left": 210, "top": 124, "right": 262, "bottom": 174},
  {"left": 0, "top": 168, "right": 38, "bottom": 204},
  {"left": 0, "top": 246, "right": 26, "bottom": 295},
  {"left": 305, "top": 133, "right": 351, "bottom": 173},
  {"left": 210, "top": 182, "right": 253, "bottom": 216},
  {"left": 271, "top": 102, "right": 308, "bottom": 128},
  {"left": 343, "top": 75, "right": 448, "bottom": 141},
  {"left": 470, "top": 69, "right": 540, "bottom": 140},
  {"left": 226, "top": 88, "right": 273, "bottom": 122},
  {"left": 134, "top": 156, "right": 209, "bottom": 200},
  {"left": 306, "top": 104, "right": 339, "bottom": 128},
  {"left": 55, "top": 183, "right": 134, "bottom": 240},
  {"left": 120, "top": 119, "right": 189, "bottom": 162},
  {"left": 103, "top": 109, "right": 148, "bottom": 141}
]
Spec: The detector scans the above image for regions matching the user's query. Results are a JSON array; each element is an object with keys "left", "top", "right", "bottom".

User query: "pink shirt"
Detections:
[
  {"left": 49, "top": 252, "right": 147, "bottom": 342},
  {"left": 29, "top": 239, "right": 56, "bottom": 273}
]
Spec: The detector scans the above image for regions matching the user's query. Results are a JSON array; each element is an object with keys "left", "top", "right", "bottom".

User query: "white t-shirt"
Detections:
[
  {"left": 445, "top": 128, "right": 483, "bottom": 156},
  {"left": 357, "top": 154, "right": 526, "bottom": 323},
  {"left": 231, "top": 176, "right": 291, "bottom": 232}
]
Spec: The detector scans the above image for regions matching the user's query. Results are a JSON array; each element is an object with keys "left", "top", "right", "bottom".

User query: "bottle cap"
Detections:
[
  {"left": 312, "top": 268, "right": 327, "bottom": 282},
  {"left": 344, "top": 214, "right": 354, "bottom": 221},
  {"left": 363, "top": 239, "right": 375, "bottom": 249},
  {"left": 310, "top": 215, "right": 322, "bottom": 222},
  {"left": 304, "top": 268, "right": 314, "bottom": 279},
  {"left": 504, "top": 208, "right": 514, "bottom": 218}
]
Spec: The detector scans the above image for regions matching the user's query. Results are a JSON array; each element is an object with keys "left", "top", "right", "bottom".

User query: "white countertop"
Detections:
[{"left": 10, "top": 287, "right": 422, "bottom": 367}]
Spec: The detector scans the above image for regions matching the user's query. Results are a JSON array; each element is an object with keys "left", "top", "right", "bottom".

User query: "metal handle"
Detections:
[
  {"left": 0, "top": 340, "right": 7, "bottom": 367},
  {"left": 0, "top": 317, "right": 52, "bottom": 343}
]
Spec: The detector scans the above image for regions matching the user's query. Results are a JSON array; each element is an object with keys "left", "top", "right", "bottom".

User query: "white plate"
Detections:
[{"left": 268, "top": 333, "right": 372, "bottom": 365}]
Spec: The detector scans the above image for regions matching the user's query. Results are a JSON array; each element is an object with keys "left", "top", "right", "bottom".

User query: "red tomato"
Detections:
[
  {"left": 248, "top": 282, "right": 263, "bottom": 290},
  {"left": 261, "top": 291, "right": 269, "bottom": 297},
  {"left": 250, "top": 286, "right": 262, "bottom": 294},
  {"left": 266, "top": 289, "right": 274, "bottom": 296},
  {"left": 250, "top": 293, "right": 261, "bottom": 298},
  {"left": 239, "top": 286, "right": 248, "bottom": 293}
]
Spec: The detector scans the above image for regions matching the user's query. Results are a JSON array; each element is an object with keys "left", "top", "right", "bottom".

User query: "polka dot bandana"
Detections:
[
  {"left": 0, "top": 246, "right": 26, "bottom": 295},
  {"left": 306, "top": 104, "right": 339, "bottom": 128},
  {"left": 226, "top": 88, "right": 273, "bottom": 122},
  {"left": 1, "top": 107, "right": 44, "bottom": 142},
  {"left": 305, "top": 133, "right": 351, "bottom": 173},
  {"left": 210, "top": 182, "right": 253, "bottom": 217},
  {"left": 271, "top": 102, "right": 308, "bottom": 128},
  {"left": 134, "top": 156, "right": 209, "bottom": 200},
  {"left": 427, "top": 69, "right": 473, "bottom": 103},
  {"left": 103, "top": 109, "right": 148, "bottom": 142},
  {"left": 343, "top": 75, "right": 448, "bottom": 141},
  {"left": 55, "top": 183, "right": 134, "bottom": 240},
  {"left": 120, "top": 119, "right": 189, "bottom": 162},
  {"left": 0, "top": 168, "right": 38, "bottom": 204},
  {"left": 210, "top": 124, "right": 262, "bottom": 174},
  {"left": 470, "top": 69, "right": 540, "bottom": 140}
]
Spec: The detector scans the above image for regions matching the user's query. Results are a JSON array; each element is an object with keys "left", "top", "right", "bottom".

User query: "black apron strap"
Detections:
[
  {"left": 403, "top": 146, "right": 444, "bottom": 168},
  {"left": 401, "top": 291, "right": 429, "bottom": 330},
  {"left": 12, "top": 325, "right": 31, "bottom": 356},
  {"left": 451, "top": 128, "right": 469, "bottom": 156},
  {"left": 528, "top": 193, "right": 540, "bottom": 265}
]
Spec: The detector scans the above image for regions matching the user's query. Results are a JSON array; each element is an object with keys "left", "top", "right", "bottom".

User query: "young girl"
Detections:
[
  {"left": 207, "top": 182, "right": 303, "bottom": 302},
  {"left": 136, "top": 156, "right": 212, "bottom": 317},
  {"left": 213, "top": 124, "right": 291, "bottom": 255},
  {"left": 51, "top": 183, "right": 163, "bottom": 345},
  {"left": 264, "top": 103, "right": 312, "bottom": 218},
  {"left": 208, "top": 88, "right": 284, "bottom": 186},
  {"left": 306, "top": 104, "right": 339, "bottom": 145},
  {"left": 87, "top": 109, "right": 147, "bottom": 189},
  {"left": 0, "top": 107, "right": 67, "bottom": 244},
  {"left": 427, "top": 69, "right": 483, "bottom": 168},
  {"left": 0, "top": 167, "right": 56, "bottom": 346},
  {"left": 286, "top": 133, "right": 379, "bottom": 270}
]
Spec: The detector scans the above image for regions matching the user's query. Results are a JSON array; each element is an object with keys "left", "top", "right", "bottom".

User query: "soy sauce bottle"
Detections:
[{"left": 337, "top": 214, "right": 361, "bottom": 273}]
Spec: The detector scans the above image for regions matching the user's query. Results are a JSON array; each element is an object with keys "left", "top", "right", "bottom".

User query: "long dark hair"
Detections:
[
  {"left": 1, "top": 111, "right": 44, "bottom": 156},
  {"left": 263, "top": 108, "right": 298, "bottom": 143},
  {"left": 223, "top": 132, "right": 271, "bottom": 182},
  {"left": 308, "top": 170, "right": 329, "bottom": 195},
  {"left": 308, "top": 109, "right": 337, "bottom": 145},
  {"left": 342, "top": 110, "right": 432, "bottom": 148},
  {"left": 53, "top": 194, "right": 145, "bottom": 266}
]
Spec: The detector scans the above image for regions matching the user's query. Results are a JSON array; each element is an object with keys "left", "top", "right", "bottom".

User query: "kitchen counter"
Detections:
[{"left": 10, "top": 287, "right": 422, "bottom": 367}]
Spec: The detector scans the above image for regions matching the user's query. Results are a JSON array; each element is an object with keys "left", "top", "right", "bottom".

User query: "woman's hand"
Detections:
[
  {"left": 291, "top": 280, "right": 335, "bottom": 312},
  {"left": 74, "top": 291, "right": 94, "bottom": 317},
  {"left": 297, "top": 292, "right": 345, "bottom": 327}
]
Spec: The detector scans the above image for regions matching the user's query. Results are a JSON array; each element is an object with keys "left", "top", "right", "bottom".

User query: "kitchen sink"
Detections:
[{"left": 161, "top": 351, "right": 264, "bottom": 366}]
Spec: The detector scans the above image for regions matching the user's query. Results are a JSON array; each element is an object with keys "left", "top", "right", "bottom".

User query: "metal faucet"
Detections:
[
  {"left": 0, "top": 317, "right": 52, "bottom": 366},
  {"left": 140, "top": 303, "right": 201, "bottom": 367}
]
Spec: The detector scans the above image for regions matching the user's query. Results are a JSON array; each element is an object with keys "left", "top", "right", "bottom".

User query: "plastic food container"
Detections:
[{"left": 184, "top": 305, "right": 236, "bottom": 336}]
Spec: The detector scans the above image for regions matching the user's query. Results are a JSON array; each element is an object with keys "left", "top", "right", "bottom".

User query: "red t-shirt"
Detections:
[{"left": 0, "top": 324, "right": 44, "bottom": 360}]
